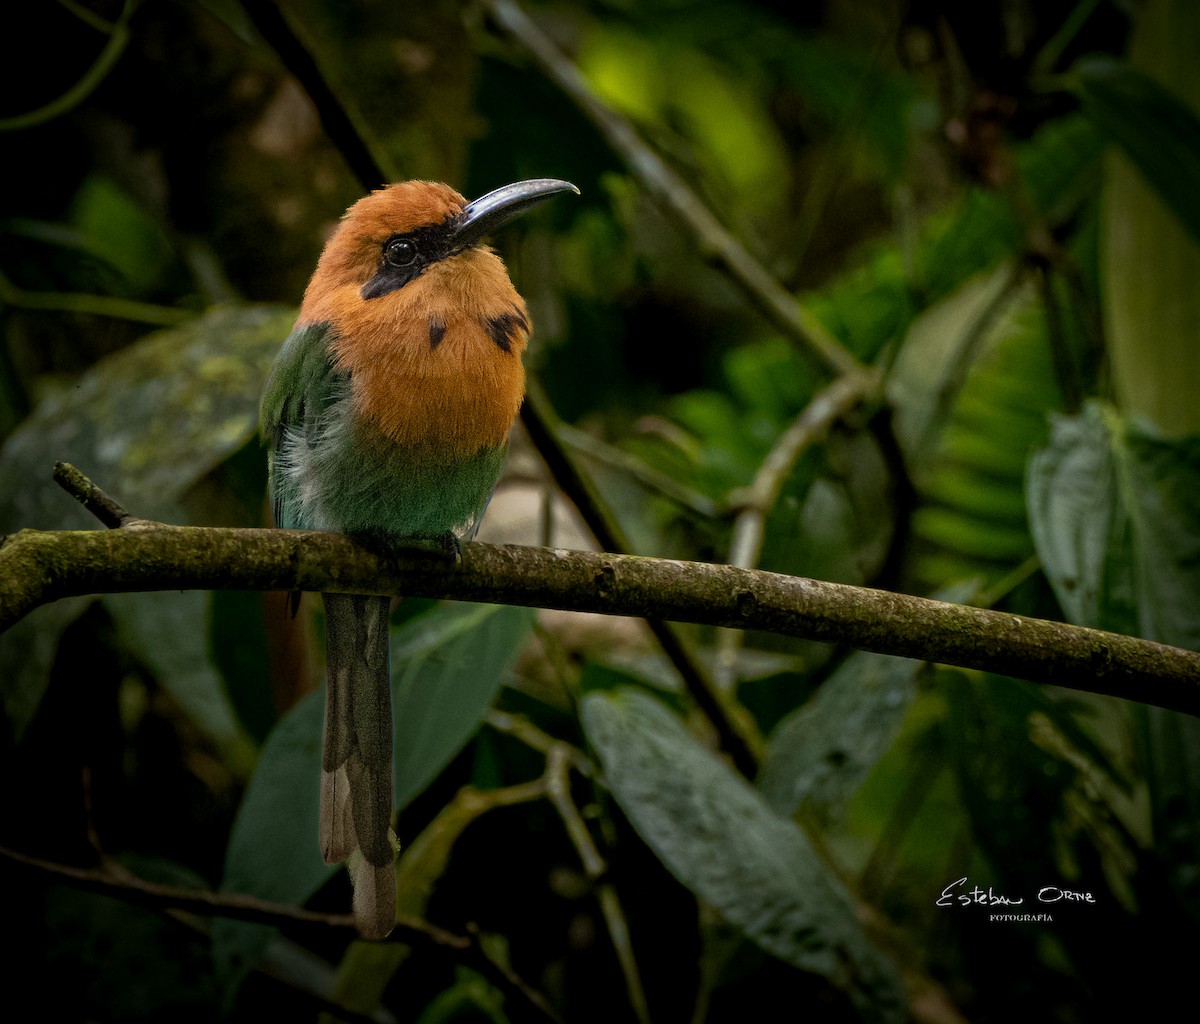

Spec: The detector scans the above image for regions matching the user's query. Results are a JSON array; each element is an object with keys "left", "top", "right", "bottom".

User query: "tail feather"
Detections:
[{"left": 320, "top": 592, "right": 396, "bottom": 938}]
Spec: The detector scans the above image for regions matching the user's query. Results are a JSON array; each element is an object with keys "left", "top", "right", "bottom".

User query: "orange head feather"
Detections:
[{"left": 297, "top": 179, "right": 575, "bottom": 456}]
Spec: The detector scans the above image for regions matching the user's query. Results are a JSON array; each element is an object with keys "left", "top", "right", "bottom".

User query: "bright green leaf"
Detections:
[{"left": 890, "top": 272, "right": 1060, "bottom": 588}]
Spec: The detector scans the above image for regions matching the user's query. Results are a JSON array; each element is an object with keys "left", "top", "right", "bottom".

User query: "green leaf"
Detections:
[
  {"left": 758, "top": 654, "right": 923, "bottom": 826},
  {"left": 389, "top": 602, "right": 536, "bottom": 810},
  {"left": 212, "top": 685, "right": 324, "bottom": 1003},
  {"left": 68, "top": 175, "right": 173, "bottom": 294},
  {"left": 213, "top": 602, "right": 534, "bottom": 1002},
  {"left": 1098, "top": 3, "right": 1200, "bottom": 437},
  {"left": 1076, "top": 57, "right": 1200, "bottom": 246},
  {"left": 0, "top": 304, "right": 295, "bottom": 743},
  {"left": 41, "top": 856, "right": 219, "bottom": 1019},
  {"left": 891, "top": 270, "right": 1061, "bottom": 589},
  {"left": 1028, "top": 402, "right": 1200, "bottom": 916},
  {"left": 105, "top": 590, "right": 254, "bottom": 768},
  {"left": 1026, "top": 401, "right": 1200, "bottom": 649},
  {"left": 581, "top": 687, "right": 905, "bottom": 1022},
  {"left": 758, "top": 581, "right": 977, "bottom": 828}
]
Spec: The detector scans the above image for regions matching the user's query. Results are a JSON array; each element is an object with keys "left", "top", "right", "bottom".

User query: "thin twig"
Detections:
[
  {"left": 714, "top": 372, "right": 879, "bottom": 689},
  {"left": 0, "top": 0, "right": 134, "bottom": 131},
  {"left": 556, "top": 422, "right": 723, "bottom": 520},
  {"left": 0, "top": 269, "right": 195, "bottom": 326},
  {"left": 1, "top": 842, "right": 353, "bottom": 931},
  {"left": 726, "top": 372, "right": 881, "bottom": 571},
  {"left": 487, "top": 710, "right": 594, "bottom": 777},
  {"left": 482, "top": 0, "right": 862, "bottom": 377},
  {"left": 0, "top": 843, "right": 561, "bottom": 1024},
  {"left": 544, "top": 746, "right": 651, "bottom": 1024},
  {"left": 521, "top": 398, "right": 760, "bottom": 778},
  {"left": 52, "top": 460, "right": 134, "bottom": 528}
]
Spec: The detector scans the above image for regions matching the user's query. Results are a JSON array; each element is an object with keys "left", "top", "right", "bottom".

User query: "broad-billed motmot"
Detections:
[{"left": 260, "top": 178, "right": 578, "bottom": 938}]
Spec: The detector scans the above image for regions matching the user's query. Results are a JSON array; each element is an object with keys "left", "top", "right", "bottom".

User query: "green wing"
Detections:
[{"left": 259, "top": 320, "right": 343, "bottom": 528}]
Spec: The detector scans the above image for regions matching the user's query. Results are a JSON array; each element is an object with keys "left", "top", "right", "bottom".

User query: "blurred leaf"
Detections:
[
  {"left": 40, "top": 857, "right": 219, "bottom": 1022},
  {"left": 214, "top": 602, "right": 534, "bottom": 1001},
  {"left": 413, "top": 971, "right": 510, "bottom": 1024},
  {"left": 581, "top": 687, "right": 905, "bottom": 1022},
  {"left": 758, "top": 651, "right": 923, "bottom": 826},
  {"left": 577, "top": 25, "right": 790, "bottom": 231},
  {"left": 807, "top": 247, "right": 914, "bottom": 362},
  {"left": 1133, "top": 699, "right": 1200, "bottom": 918},
  {"left": 1028, "top": 401, "right": 1200, "bottom": 916},
  {"left": 390, "top": 602, "right": 535, "bottom": 810},
  {"left": 917, "top": 114, "right": 1102, "bottom": 303},
  {"left": 757, "top": 582, "right": 974, "bottom": 831},
  {"left": 891, "top": 272, "right": 1061, "bottom": 588},
  {"left": 889, "top": 266, "right": 1023, "bottom": 468},
  {"left": 211, "top": 590, "right": 277, "bottom": 743},
  {"left": 106, "top": 589, "right": 253, "bottom": 768},
  {"left": 0, "top": 304, "right": 294, "bottom": 742},
  {"left": 68, "top": 175, "right": 174, "bottom": 295},
  {"left": 722, "top": 336, "right": 814, "bottom": 425},
  {"left": 0, "top": 302, "right": 290, "bottom": 526},
  {"left": 762, "top": 430, "right": 893, "bottom": 586},
  {"left": 1098, "top": 2, "right": 1200, "bottom": 436},
  {"left": 1076, "top": 57, "right": 1200, "bottom": 246},
  {"left": 211, "top": 681, "right": 324, "bottom": 1004},
  {"left": 1027, "top": 401, "right": 1200, "bottom": 648},
  {"left": 330, "top": 783, "right": 530, "bottom": 1021},
  {"left": 936, "top": 668, "right": 1141, "bottom": 930},
  {"left": 938, "top": 671, "right": 1077, "bottom": 876}
]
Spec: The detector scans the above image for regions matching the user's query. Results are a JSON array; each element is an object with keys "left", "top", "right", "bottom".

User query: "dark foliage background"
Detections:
[{"left": 2, "top": 1, "right": 1199, "bottom": 1021}]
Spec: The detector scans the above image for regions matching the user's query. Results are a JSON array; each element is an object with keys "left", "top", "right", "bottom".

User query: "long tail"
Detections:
[{"left": 320, "top": 592, "right": 396, "bottom": 939}]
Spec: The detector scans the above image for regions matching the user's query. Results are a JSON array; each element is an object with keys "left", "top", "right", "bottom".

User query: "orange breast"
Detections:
[{"left": 303, "top": 248, "right": 528, "bottom": 457}]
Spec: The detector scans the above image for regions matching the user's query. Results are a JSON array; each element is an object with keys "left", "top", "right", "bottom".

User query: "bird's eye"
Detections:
[{"left": 384, "top": 238, "right": 417, "bottom": 267}]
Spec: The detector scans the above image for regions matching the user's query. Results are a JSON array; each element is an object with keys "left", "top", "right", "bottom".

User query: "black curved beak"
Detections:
[{"left": 450, "top": 178, "right": 579, "bottom": 251}]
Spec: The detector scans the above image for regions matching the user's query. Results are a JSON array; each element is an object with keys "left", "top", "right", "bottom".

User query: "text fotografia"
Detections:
[{"left": 937, "top": 877, "right": 1096, "bottom": 912}]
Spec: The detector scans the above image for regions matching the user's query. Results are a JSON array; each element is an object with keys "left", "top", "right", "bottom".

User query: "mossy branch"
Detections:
[{"left": 3, "top": 515, "right": 1197, "bottom": 716}]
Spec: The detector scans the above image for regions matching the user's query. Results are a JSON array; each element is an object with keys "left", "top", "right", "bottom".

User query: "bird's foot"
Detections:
[
  {"left": 349, "top": 529, "right": 462, "bottom": 565},
  {"left": 435, "top": 531, "right": 463, "bottom": 564}
]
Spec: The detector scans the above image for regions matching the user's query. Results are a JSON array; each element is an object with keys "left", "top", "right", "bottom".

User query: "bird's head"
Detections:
[
  {"left": 300, "top": 178, "right": 577, "bottom": 332},
  {"left": 298, "top": 178, "right": 577, "bottom": 450}
]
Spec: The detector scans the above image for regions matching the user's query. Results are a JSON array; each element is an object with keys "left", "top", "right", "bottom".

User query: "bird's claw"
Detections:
[{"left": 436, "top": 531, "right": 463, "bottom": 564}]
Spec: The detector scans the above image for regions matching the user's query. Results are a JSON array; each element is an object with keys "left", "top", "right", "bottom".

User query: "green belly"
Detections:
[{"left": 274, "top": 411, "right": 510, "bottom": 541}]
